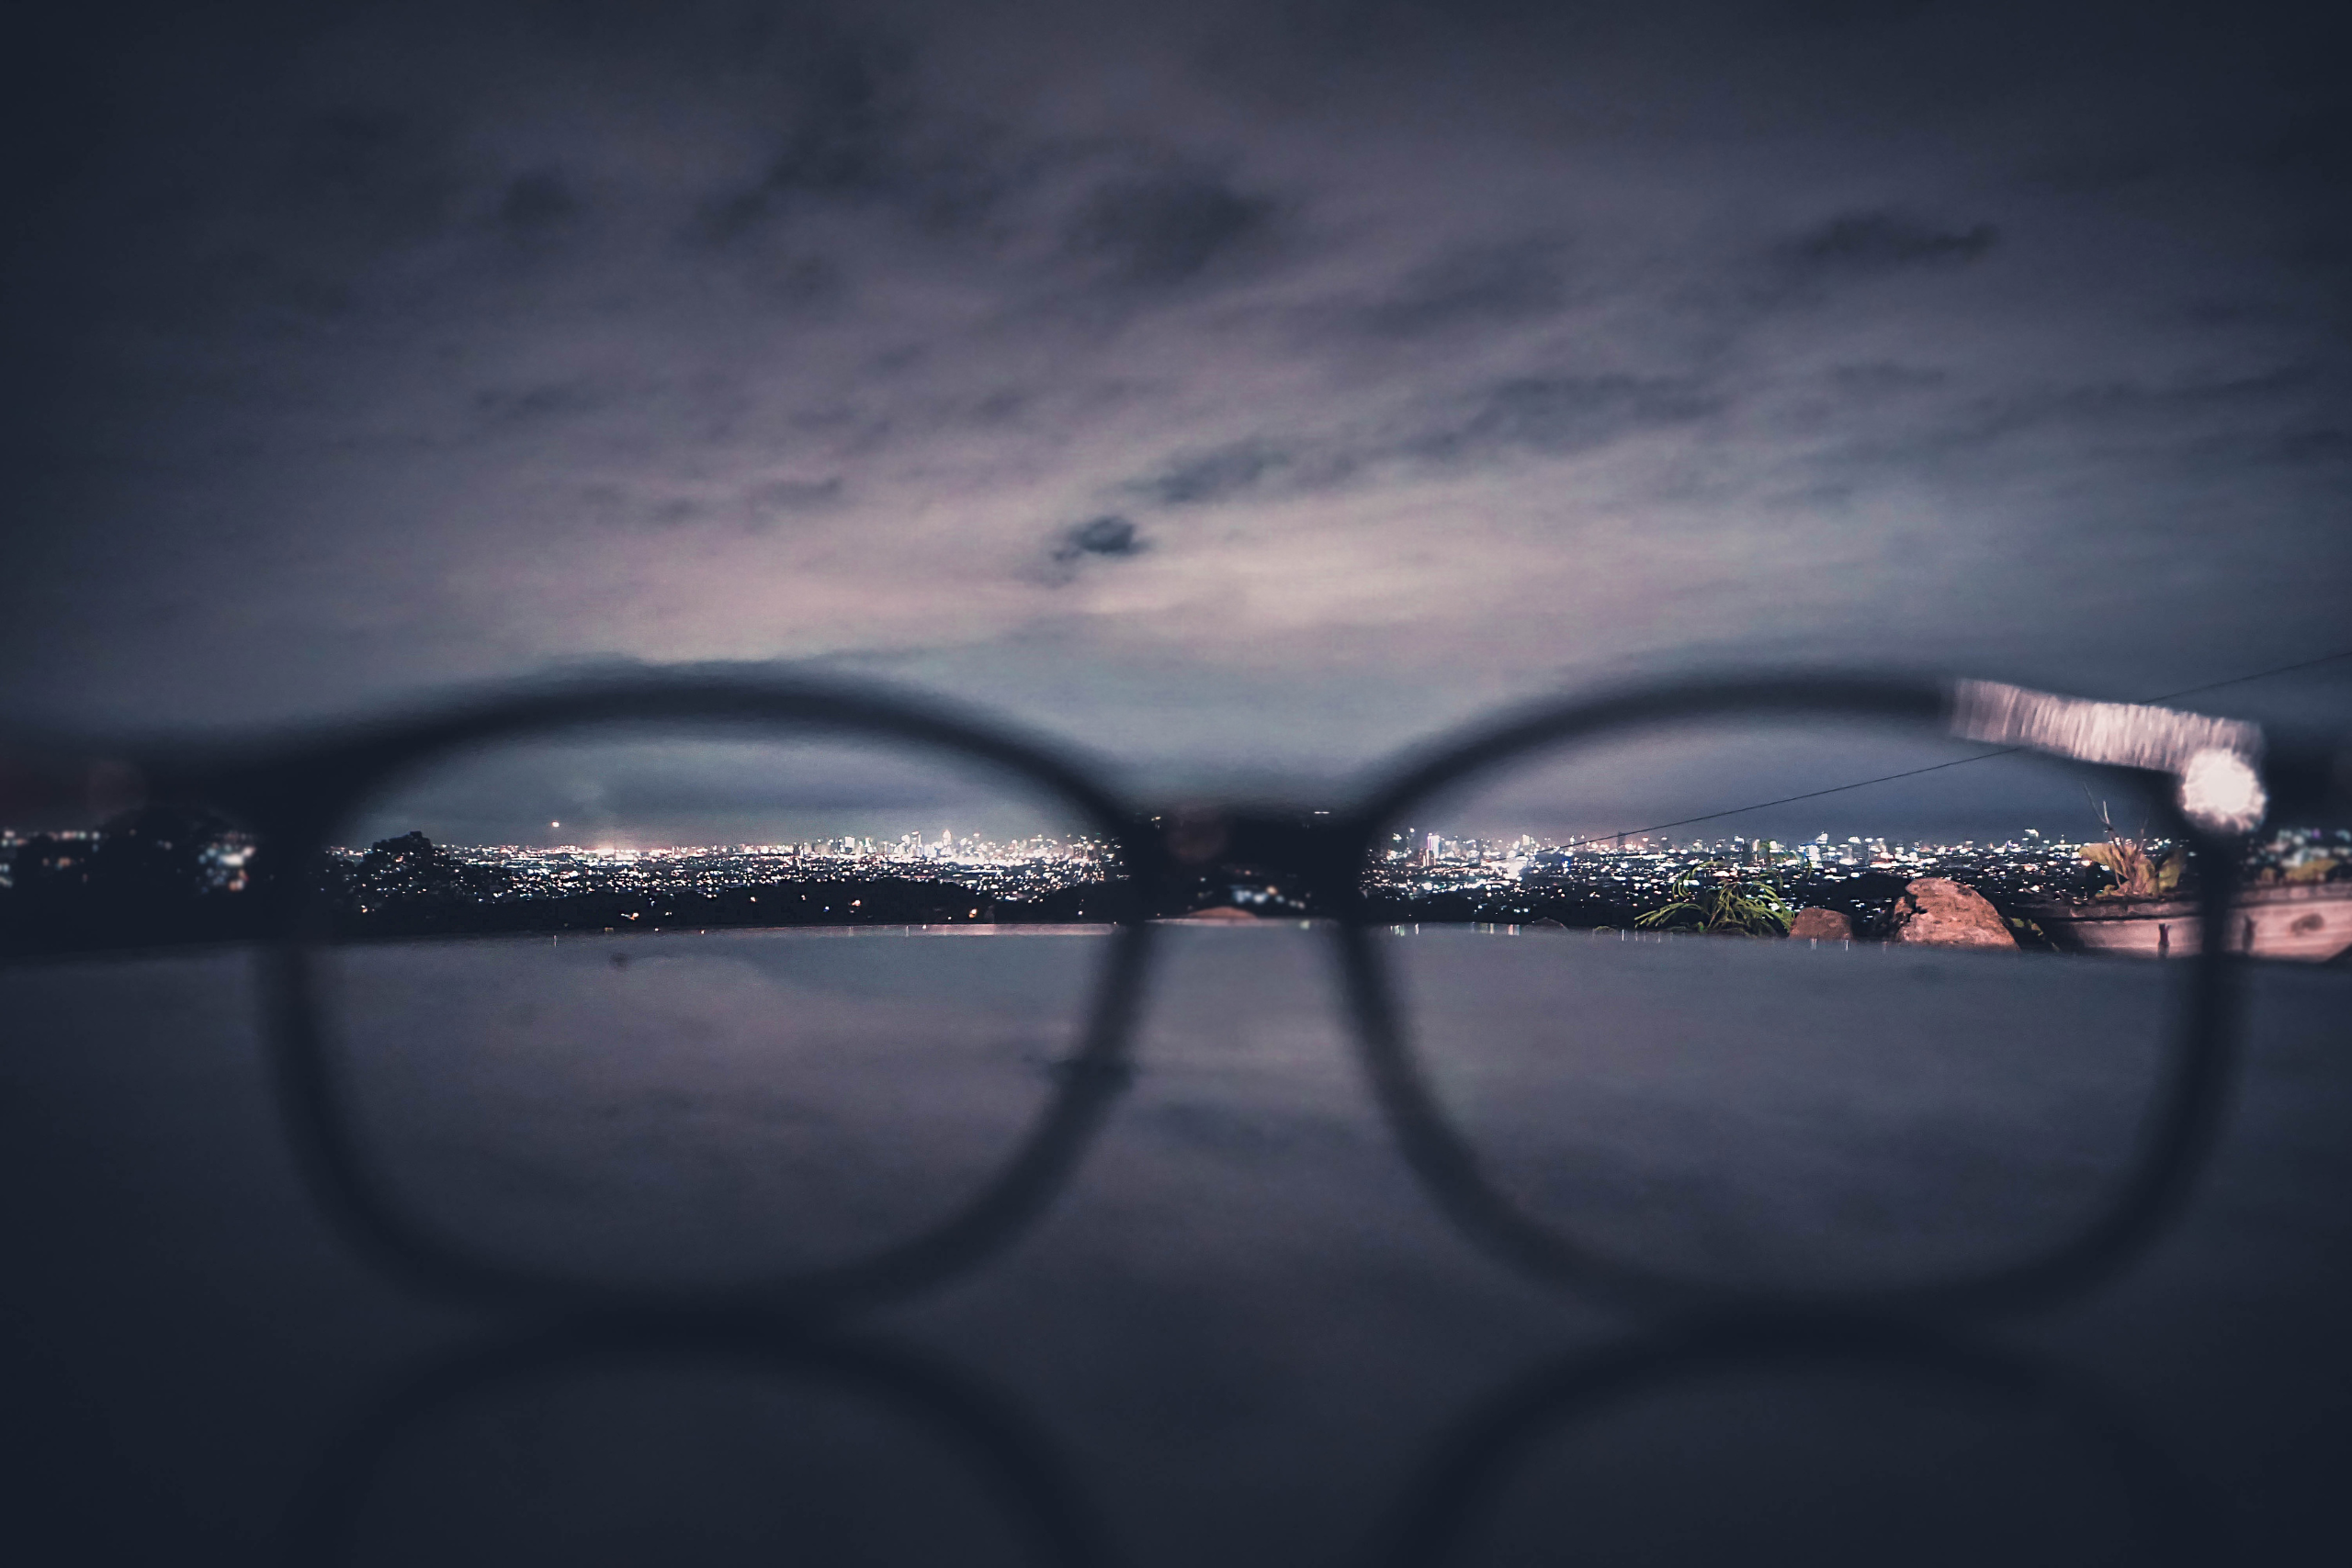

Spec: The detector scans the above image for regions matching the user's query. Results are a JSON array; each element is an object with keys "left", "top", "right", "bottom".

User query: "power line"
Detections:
[
  {"left": 1575, "top": 648, "right": 2352, "bottom": 847},
  {"left": 2135, "top": 646, "right": 2352, "bottom": 704},
  {"left": 1576, "top": 749, "right": 2021, "bottom": 844}
]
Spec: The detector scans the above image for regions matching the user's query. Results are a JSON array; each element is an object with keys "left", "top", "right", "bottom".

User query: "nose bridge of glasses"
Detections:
[{"left": 1152, "top": 807, "right": 1363, "bottom": 915}]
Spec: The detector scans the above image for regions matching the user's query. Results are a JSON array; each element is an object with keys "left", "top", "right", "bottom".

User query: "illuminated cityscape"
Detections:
[
  {"left": 1363, "top": 828, "right": 2113, "bottom": 916},
  {"left": 3, "top": 813, "right": 2345, "bottom": 953},
  {"left": 328, "top": 831, "right": 1119, "bottom": 907}
]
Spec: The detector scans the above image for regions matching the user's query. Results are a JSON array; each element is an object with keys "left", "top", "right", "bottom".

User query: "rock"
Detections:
[
  {"left": 1888, "top": 878, "right": 2015, "bottom": 948},
  {"left": 1787, "top": 907, "right": 1853, "bottom": 942}
]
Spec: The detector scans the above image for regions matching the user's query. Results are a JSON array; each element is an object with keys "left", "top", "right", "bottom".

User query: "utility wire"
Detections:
[
  {"left": 1574, "top": 648, "right": 2352, "bottom": 847},
  {"left": 2132, "top": 646, "right": 2352, "bottom": 704}
]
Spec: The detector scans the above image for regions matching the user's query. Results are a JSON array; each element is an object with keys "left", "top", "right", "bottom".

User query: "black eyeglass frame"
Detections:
[
  {"left": 31, "top": 666, "right": 2308, "bottom": 1323},
  {"left": 1336, "top": 676, "right": 2246, "bottom": 1321}
]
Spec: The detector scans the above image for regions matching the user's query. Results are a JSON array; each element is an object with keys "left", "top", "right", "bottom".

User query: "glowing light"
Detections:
[{"left": 2177, "top": 748, "right": 2267, "bottom": 836}]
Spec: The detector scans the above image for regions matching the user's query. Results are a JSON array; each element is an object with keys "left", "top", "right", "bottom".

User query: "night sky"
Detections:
[{"left": 6, "top": 1, "right": 2348, "bottom": 796}]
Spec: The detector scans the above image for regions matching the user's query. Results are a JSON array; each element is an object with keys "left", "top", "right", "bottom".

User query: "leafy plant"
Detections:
[
  {"left": 2079, "top": 798, "right": 2186, "bottom": 900},
  {"left": 2078, "top": 840, "right": 2185, "bottom": 898},
  {"left": 1634, "top": 863, "right": 1794, "bottom": 936}
]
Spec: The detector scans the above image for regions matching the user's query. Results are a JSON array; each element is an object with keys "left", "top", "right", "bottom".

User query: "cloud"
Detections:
[
  {"left": 282, "top": 108, "right": 459, "bottom": 240},
  {"left": 686, "top": 21, "right": 997, "bottom": 246},
  {"left": 744, "top": 477, "right": 847, "bottom": 521},
  {"left": 473, "top": 379, "right": 612, "bottom": 429},
  {"left": 1063, "top": 172, "right": 1273, "bottom": 285},
  {"left": 1356, "top": 239, "right": 1569, "bottom": 337},
  {"left": 2275, "top": 427, "right": 2352, "bottom": 463},
  {"left": 758, "top": 42, "right": 909, "bottom": 197},
  {"left": 1052, "top": 515, "right": 1148, "bottom": 563},
  {"left": 1135, "top": 443, "right": 1288, "bottom": 505},
  {"left": 1826, "top": 363, "right": 1950, "bottom": 396},
  {"left": 1789, "top": 211, "right": 2000, "bottom": 273},
  {"left": 497, "top": 170, "right": 582, "bottom": 231},
  {"left": 1111, "top": 374, "right": 1723, "bottom": 513},
  {"left": 1853, "top": 365, "right": 2325, "bottom": 457},
  {"left": 1418, "top": 375, "right": 1720, "bottom": 460},
  {"left": 5, "top": 0, "right": 2347, "bottom": 754}
]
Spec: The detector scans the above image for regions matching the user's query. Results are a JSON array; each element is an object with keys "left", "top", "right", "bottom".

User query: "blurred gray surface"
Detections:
[{"left": 2, "top": 927, "right": 2346, "bottom": 1564}]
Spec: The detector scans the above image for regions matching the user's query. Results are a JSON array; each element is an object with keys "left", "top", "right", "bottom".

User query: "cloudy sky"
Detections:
[{"left": 6, "top": 0, "right": 2347, "bottom": 795}]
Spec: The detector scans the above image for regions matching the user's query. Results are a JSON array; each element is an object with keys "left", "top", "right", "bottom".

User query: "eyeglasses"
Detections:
[{"left": 5, "top": 669, "right": 2344, "bottom": 1320}]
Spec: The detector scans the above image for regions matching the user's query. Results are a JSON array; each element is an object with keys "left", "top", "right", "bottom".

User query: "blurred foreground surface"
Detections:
[{"left": 1, "top": 927, "right": 2346, "bottom": 1565}]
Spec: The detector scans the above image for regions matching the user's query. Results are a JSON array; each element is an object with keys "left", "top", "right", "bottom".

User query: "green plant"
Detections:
[{"left": 1634, "top": 863, "right": 1794, "bottom": 937}]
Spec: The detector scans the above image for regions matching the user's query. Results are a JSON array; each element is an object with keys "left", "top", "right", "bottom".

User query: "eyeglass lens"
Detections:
[
  {"left": 1364, "top": 715, "right": 2185, "bottom": 1294},
  {"left": 312, "top": 721, "right": 1127, "bottom": 1292}
]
